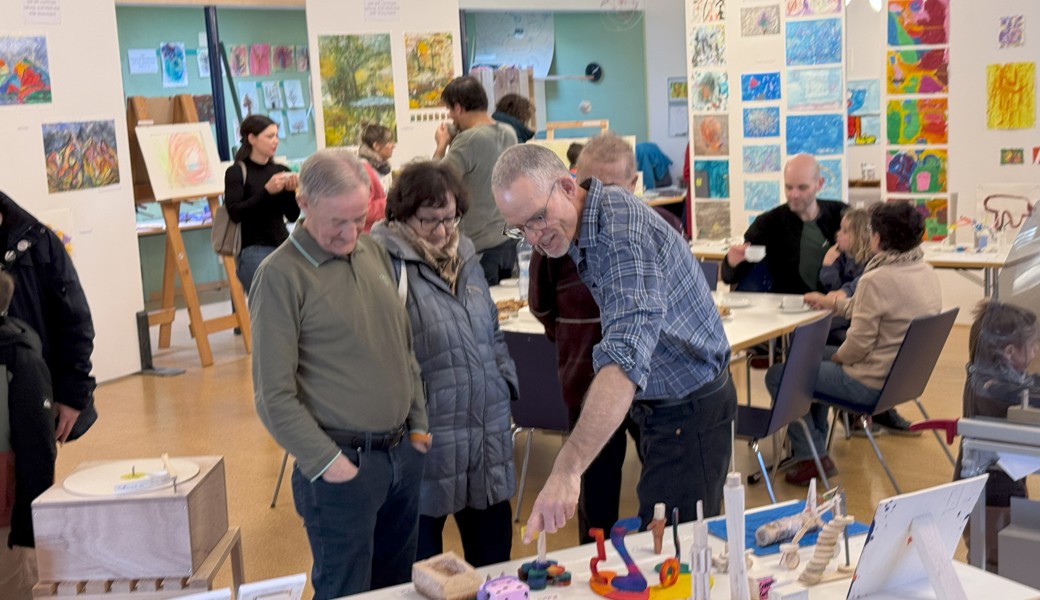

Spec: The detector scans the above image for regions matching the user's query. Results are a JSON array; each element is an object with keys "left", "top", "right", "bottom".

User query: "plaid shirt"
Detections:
[{"left": 567, "top": 179, "right": 729, "bottom": 400}]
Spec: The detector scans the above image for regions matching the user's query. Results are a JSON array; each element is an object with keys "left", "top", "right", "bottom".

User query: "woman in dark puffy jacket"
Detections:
[{"left": 369, "top": 161, "right": 517, "bottom": 567}]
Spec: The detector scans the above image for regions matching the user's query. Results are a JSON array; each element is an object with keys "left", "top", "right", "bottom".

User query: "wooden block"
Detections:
[
  {"left": 32, "top": 456, "right": 228, "bottom": 582},
  {"left": 55, "top": 581, "right": 84, "bottom": 596},
  {"left": 32, "top": 581, "right": 57, "bottom": 597},
  {"left": 412, "top": 551, "right": 483, "bottom": 600},
  {"left": 83, "top": 580, "right": 109, "bottom": 593},
  {"left": 110, "top": 580, "right": 133, "bottom": 593}
]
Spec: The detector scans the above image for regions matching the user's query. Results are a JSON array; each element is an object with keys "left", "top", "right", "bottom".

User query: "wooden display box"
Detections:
[{"left": 32, "top": 456, "right": 228, "bottom": 582}]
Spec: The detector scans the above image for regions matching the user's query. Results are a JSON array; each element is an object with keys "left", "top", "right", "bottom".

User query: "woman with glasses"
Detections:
[{"left": 370, "top": 161, "right": 518, "bottom": 567}]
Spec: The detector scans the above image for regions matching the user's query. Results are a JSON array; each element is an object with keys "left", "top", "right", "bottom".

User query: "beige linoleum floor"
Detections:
[{"left": 50, "top": 302, "right": 1037, "bottom": 597}]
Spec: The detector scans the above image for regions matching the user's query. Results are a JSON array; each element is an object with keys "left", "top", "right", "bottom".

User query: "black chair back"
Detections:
[
  {"left": 504, "top": 332, "right": 571, "bottom": 432},
  {"left": 699, "top": 260, "right": 720, "bottom": 292},
  {"left": 873, "top": 308, "right": 959, "bottom": 415},
  {"left": 764, "top": 314, "right": 832, "bottom": 436}
]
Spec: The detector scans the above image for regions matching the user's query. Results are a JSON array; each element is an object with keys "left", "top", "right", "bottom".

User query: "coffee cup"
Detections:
[
  {"left": 780, "top": 297, "right": 804, "bottom": 310},
  {"left": 745, "top": 245, "right": 766, "bottom": 263}
]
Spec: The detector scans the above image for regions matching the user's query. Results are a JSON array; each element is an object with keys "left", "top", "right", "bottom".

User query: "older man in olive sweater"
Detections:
[{"left": 251, "top": 149, "right": 429, "bottom": 600}]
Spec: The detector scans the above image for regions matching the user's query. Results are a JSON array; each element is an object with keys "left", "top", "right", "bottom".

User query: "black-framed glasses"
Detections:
[
  {"left": 503, "top": 180, "right": 557, "bottom": 240},
  {"left": 414, "top": 215, "right": 461, "bottom": 234}
]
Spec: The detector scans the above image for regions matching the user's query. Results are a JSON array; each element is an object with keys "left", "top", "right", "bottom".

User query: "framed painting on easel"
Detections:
[{"left": 135, "top": 122, "right": 225, "bottom": 201}]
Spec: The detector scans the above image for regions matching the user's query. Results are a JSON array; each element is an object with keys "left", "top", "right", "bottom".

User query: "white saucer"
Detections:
[
  {"left": 778, "top": 304, "right": 811, "bottom": 313},
  {"left": 719, "top": 297, "right": 752, "bottom": 309}
]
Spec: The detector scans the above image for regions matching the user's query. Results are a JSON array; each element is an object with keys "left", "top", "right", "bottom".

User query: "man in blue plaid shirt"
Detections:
[{"left": 492, "top": 141, "right": 735, "bottom": 541}]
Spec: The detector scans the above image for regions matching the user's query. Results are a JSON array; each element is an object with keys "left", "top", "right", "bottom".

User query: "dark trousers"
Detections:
[
  {"left": 291, "top": 443, "right": 425, "bottom": 600},
  {"left": 235, "top": 244, "right": 277, "bottom": 294},
  {"left": 415, "top": 500, "right": 513, "bottom": 567},
  {"left": 577, "top": 416, "right": 642, "bottom": 544},
  {"left": 478, "top": 240, "right": 517, "bottom": 286},
  {"left": 628, "top": 370, "right": 736, "bottom": 528}
]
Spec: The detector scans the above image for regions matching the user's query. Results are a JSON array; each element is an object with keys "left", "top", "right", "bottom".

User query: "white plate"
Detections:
[
  {"left": 719, "top": 297, "right": 753, "bottom": 309},
  {"left": 778, "top": 304, "right": 812, "bottom": 313}
]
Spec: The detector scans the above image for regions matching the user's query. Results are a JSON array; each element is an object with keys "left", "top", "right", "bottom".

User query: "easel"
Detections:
[
  {"left": 545, "top": 119, "right": 609, "bottom": 139},
  {"left": 127, "top": 95, "right": 250, "bottom": 367}
]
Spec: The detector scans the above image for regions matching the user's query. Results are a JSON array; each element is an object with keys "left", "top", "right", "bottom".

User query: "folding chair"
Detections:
[
  {"left": 699, "top": 259, "right": 720, "bottom": 292},
  {"left": 819, "top": 308, "right": 959, "bottom": 494},
  {"left": 735, "top": 314, "right": 832, "bottom": 503}
]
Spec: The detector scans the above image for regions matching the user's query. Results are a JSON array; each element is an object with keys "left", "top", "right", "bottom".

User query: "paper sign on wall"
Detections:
[
  {"left": 364, "top": 0, "right": 400, "bottom": 22},
  {"left": 128, "top": 49, "right": 158, "bottom": 74},
  {"left": 23, "top": 0, "right": 61, "bottom": 25}
]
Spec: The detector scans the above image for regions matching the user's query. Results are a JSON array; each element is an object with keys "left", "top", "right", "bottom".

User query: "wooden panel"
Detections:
[{"left": 187, "top": 460, "right": 229, "bottom": 570}]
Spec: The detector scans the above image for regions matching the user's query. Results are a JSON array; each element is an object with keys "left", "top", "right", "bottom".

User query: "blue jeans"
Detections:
[
  {"left": 628, "top": 370, "right": 736, "bottom": 526},
  {"left": 236, "top": 244, "right": 276, "bottom": 294},
  {"left": 765, "top": 346, "right": 881, "bottom": 461},
  {"left": 291, "top": 443, "right": 425, "bottom": 599}
]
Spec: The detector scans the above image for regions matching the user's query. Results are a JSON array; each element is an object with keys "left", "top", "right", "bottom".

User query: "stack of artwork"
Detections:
[{"left": 884, "top": 0, "right": 950, "bottom": 239}]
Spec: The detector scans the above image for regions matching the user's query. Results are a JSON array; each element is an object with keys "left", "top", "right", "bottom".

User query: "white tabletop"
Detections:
[
  {"left": 923, "top": 247, "right": 1009, "bottom": 269},
  {"left": 338, "top": 502, "right": 1040, "bottom": 600},
  {"left": 691, "top": 240, "right": 729, "bottom": 261}
]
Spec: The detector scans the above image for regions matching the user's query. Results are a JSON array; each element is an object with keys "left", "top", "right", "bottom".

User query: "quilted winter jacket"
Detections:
[{"left": 370, "top": 224, "right": 518, "bottom": 517}]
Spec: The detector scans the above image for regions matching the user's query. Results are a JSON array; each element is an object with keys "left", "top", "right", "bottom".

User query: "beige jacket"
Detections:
[{"left": 832, "top": 260, "right": 942, "bottom": 389}]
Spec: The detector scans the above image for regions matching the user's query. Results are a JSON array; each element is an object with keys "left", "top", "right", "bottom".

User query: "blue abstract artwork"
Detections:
[
  {"left": 744, "top": 181, "right": 781, "bottom": 211},
  {"left": 786, "top": 114, "right": 844, "bottom": 155},
  {"left": 787, "top": 67, "right": 843, "bottom": 111},
  {"left": 693, "top": 160, "right": 730, "bottom": 198},
  {"left": 740, "top": 72, "right": 781, "bottom": 102},
  {"left": 743, "top": 107, "right": 781, "bottom": 138},
  {"left": 818, "top": 158, "right": 843, "bottom": 200},
  {"left": 742, "top": 145, "right": 782, "bottom": 173},
  {"left": 847, "top": 79, "right": 881, "bottom": 116},
  {"left": 785, "top": 18, "right": 843, "bottom": 66}
]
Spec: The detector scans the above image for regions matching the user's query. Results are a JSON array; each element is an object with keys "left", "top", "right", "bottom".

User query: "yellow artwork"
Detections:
[
  {"left": 404, "top": 32, "right": 454, "bottom": 109},
  {"left": 987, "top": 62, "right": 1036, "bottom": 130}
]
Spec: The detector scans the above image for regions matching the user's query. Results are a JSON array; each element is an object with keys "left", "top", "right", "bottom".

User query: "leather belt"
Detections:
[{"left": 323, "top": 424, "right": 406, "bottom": 450}]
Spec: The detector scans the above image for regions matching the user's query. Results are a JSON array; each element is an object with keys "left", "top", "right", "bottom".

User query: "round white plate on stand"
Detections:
[{"left": 63, "top": 458, "right": 201, "bottom": 497}]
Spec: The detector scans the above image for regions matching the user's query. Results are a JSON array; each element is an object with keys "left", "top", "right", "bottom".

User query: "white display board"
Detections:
[{"left": 0, "top": 0, "right": 143, "bottom": 382}]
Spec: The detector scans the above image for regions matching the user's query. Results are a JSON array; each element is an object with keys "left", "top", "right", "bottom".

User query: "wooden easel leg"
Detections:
[
  {"left": 160, "top": 201, "right": 214, "bottom": 367},
  {"left": 157, "top": 235, "right": 178, "bottom": 348}
]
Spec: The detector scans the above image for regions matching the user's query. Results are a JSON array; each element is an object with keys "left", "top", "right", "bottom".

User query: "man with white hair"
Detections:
[{"left": 251, "top": 149, "right": 429, "bottom": 599}]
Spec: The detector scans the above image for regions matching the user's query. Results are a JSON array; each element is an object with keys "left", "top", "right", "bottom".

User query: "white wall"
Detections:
[
  {"left": 460, "top": 0, "right": 636, "bottom": 10},
  {"left": 0, "top": 0, "right": 144, "bottom": 382},
  {"left": 643, "top": 0, "right": 686, "bottom": 181},
  {"left": 845, "top": 0, "right": 885, "bottom": 177}
]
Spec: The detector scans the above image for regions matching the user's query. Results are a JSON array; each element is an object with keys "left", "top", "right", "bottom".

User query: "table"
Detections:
[
  {"left": 691, "top": 240, "right": 729, "bottom": 262},
  {"left": 338, "top": 502, "right": 1040, "bottom": 600},
  {"left": 923, "top": 248, "right": 1009, "bottom": 299}
]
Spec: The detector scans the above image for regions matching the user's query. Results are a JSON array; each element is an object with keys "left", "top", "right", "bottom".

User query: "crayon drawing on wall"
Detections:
[
  {"left": 238, "top": 82, "right": 259, "bottom": 117},
  {"left": 786, "top": 67, "right": 843, "bottom": 111},
  {"left": 740, "top": 72, "right": 781, "bottom": 102},
  {"left": 287, "top": 109, "right": 310, "bottom": 134},
  {"left": 693, "top": 115, "right": 729, "bottom": 156},
  {"left": 787, "top": 114, "right": 844, "bottom": 156},
  {"left": 404, "top": 32, "right": 454, "bottom": 109},
  {"left": 744, "top": 181, "right": 780, "bottom": 211},
  {"left": 693, "top": 160, "right": 730, "bottom": 198},
  {"left": 786, "top": 0, "right": 840, "bottom": 17},
  {"left": 42, "top": 120, "right": 120, "bottom": 194},
  {"left": 229, "top": 45, "right": 249, "bottom": 77},
  {"left": 886, "top": 148, "right": 947, "bottom": 194},
  {"left": 695, "top": 200, "right": 731, "bottom": 239},
  {"left": 847, "top": 79, "right": 880, "bottom": 145},
  {"left": 741, "top": 6, "right": 780, "bottom": 37},
  {"left": 0, "top": 35, "right": 51, "bottom": 105},
  {"left": 295, "top": 46, "right": 309, "bottom": 72},
  {"left": 999, "top": 15, "right": 1025, "bottom": 49},
  {"left": 272, "top": 45, "right": 294, "bottom": 72},
  {"left": 743, "top": 107, "right": 781, "bottom": 138},
  {"left": 318, "top": 34, "right": 396, "bottom": 147},
  {"left": 691, "top": 70, "right": 728, "bottom": 112},
  {"left": 887, "top": 98, "right": 948, "bottom": 145},
  {"left": 742, "top": 145, "right": 781, "bottom": 174},
  {"left": 160, "top": 42, "right": 187, "bottom": 88},
  {"left": 691, "top": 0, "right": 724, "bottom": 23},
  {"left": 283, "top": 80, "right": 305, "bottom": 109},
  {"left": 1001, "top": 148, "right": 1025, "bottom": 165},
  {"left": 250, "top": 43, "right": 271, "bottom": 76},
  {"left": 848, "top": 115, "right": 880, "bottom": 145},
  {"left": 887, "top": 0, "right": 949, "bottom": 46},
  {"left": 691, "top": 25, "right": 726, "bottom": 67},
  {"left": 887, "top": 49, "right": 948, "bottom": 95},
  {"left": 818, "top": 158, "right": 843, "bottom": 200},
  {"left": 262, "top": 81, "right": 284, "bottom": 110},
  {"left": 975, "top": 184, "right": 1039, "bottom": 235},
  {"left": 986, "top": 62, "right": 1035, "bottom": 130},
  {"left": 785, "top": 18, "right": 842, "bottom": 67},
  {"left": 889, "top": 197, "right": 948, "bottom": 241}
]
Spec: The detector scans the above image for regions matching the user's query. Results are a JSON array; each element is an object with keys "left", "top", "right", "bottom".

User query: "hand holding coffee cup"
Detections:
[
  {"left": 780, "top": 296, "right": 806, "bottom": 311},
  {"left": 745, "top": 245, "right": 767, "bottom": 263}
]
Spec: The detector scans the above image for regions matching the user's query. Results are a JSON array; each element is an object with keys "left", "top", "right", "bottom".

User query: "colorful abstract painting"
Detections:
[
  {"left": 786, "top": 0, "right": 841, "bottom": 17},
  {"left": 744, "top": 181, "right": 780, "bottom": 211},
  {"left": 1001, "top": 148, "right": 1025, "bottom": 165},
  {"left": 295, "top": 45, "right": 309, "bottom": 71},
  {"left": 691, "top": 25, "right": 726, "bottom": 68},
  {"left": 693, "top": 115, "right": 729, "bottom": 156},
  {"left": 987, "top": 62, "right": 1036, "bottom": 130},
  {"left": 283, "top": 80, "right": 305, "bottom": 109},
  {"left": 404, "top": 32, "right": 454, "bottom": 109},
  {"left": 229, "top": 45, "right": 249, "bottom": 77},
  {"left": 250, "top": 43, "right": 271, "bottom": 76},
  {"left": 691, "top": 71, "right": 728, "bottom": 112},
  {"left": 691, "top": 0, "right": 724, "bottom": 23},
  {"left": 886, "top": 149, "right": 947, "bottom": 194},
  {"left": 785, "top": 18, "right": 842, "bottom": 67},
  {"left": 848, "top": 115, "right": 881, "bottom": 145},
  {"left": 999, "top": 15, "right": 1025, "bottom": 49},
  {"left": 0, "top": 35, "right": 51, "bottom": 105},
  {"left": 787, "top": 114, "right": 844, "bottom": 156},
  {"left": 318, "top": 34, "right": 396, "bottom": 147},
  {"left": 818, "top": 158, "right": 843, "bottom": 200},
  {"left": 887, "top": 0, "right": 949, "bottom": 46},
  {"left": 160, "top": 42, "right": 187, "bottom": 88},
  {"left": 743, "top": 145, "right": 782, "bottom": 174},
  {"left": 741, "top": 6, "right": 781, "bottom": 36},
  {"left": 886, "top": 49, "right": 948, "bottom": 95},
  {"left": 741, "top": 72, "right": 781, "bottom": 102},
  {"left": 135, "top": 122, "right": 224, "bottom": 201},
  {"left": 693, "top": 160, "right": 730, "bottom": 198},
  {"left": 847, "top": 79, "right": 880, "bottom": 116},
  {"left": 743, "top": 107, "right": 781, "bottom": 138},
  {"left": 787, "top": 68, "right": 843, "bottom": 111},
  {"left": 887, "top": 98, "right": 948, "bottom": 145},
  {"left": 193, "top": 94, "right": 215, "bottom": 123},
  {"left": 42, "top": 120, "right": 119, "bottom": 194},
  {"left": 889, "top": 197, "right": 948, "bottom": 241},
  {"left": 695, "top": 200, "right": 731, "bottom": 239},
  {"left": 272, "top": 45, "right": 295, "bottom": 72}
]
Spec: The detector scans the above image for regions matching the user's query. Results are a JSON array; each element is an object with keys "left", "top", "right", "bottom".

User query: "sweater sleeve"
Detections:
[
  {"left": 224, "top": 162, "right": 286, "bottom": 222},
  {"left": 527, "top": 252, "right": 559, "bottom": 342}
]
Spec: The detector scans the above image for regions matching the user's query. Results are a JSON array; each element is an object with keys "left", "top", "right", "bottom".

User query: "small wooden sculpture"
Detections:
[
  {"left": 412, "top": 552, "right": 483, "bottom": 600},
  {"left": 477, "top": 575, "right": 529, "bottom": 600},
  {"left": 650, "top": 503, "right": 667, "bottom": 555},
  {"left": 518, "top": 530, "right": 571, "bottom": 590}
]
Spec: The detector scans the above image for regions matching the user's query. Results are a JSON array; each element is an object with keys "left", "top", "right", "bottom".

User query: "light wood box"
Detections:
[{"left": 32, "top": 455, "right": 228, "bottom": 582}]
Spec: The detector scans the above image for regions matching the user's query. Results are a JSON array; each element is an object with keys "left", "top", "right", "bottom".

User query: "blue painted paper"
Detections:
[
  {"left": 707, "top": 500, "right": 869, "bottom": 556},
  {"left": 847, "top": 79, "right": 881, "bottom": 116},
  {"left": 787, "top": 67, "right": 843, "bottom": 111},
  {"left": 743, "top": 107, "right": 781, "bottom": 138},
  {"left": 742, "top": 145, "right": 782, "bottom": 173},
  {"left": 785, "top": 18, "right": 843, "bottom": 66},
  {"left": 818, "top": 158, "right": 843, "bottom": 200},
  {"left": 740, "top": 72, "right": 781, "bottom": 102},
  {"left": 693, "top": 159, "right": 730, "bottom": 198},
  {"left": 744, "top": 181, "right": 781, "bottom": 211},
  {"left": 786, "top": 114, "right": 844, "bottom": 155}
]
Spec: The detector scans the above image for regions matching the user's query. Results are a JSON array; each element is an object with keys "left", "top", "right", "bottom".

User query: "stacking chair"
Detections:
[
  {"left": 504, "top": 332, "right": 571, "bottom": 522},
  {"left": 819, "top": 308, "right": 959, "bottom": 494},
  {"left": 699, "top": 259, "right": 720, "bottom": 292},
  {"left": 735, "top": 313, "right": 832, "bottom": 503}
]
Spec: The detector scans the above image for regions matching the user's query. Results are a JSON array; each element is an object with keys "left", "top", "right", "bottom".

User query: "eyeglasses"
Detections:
[
  {"left": 503, "top": 181, "right": 557, "bottom": 240},
  {"left": 414, "top": 215, "right": 461, "bottom": 234}
]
